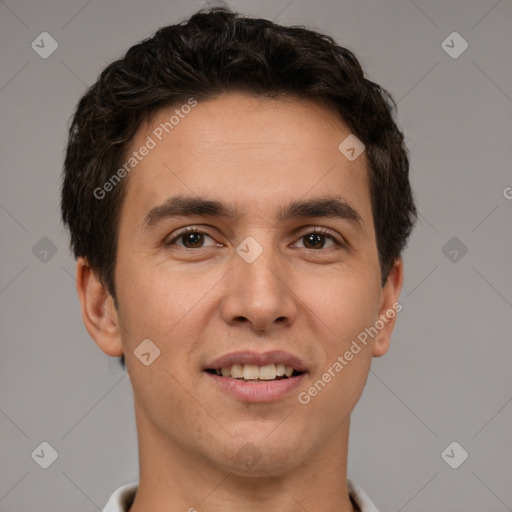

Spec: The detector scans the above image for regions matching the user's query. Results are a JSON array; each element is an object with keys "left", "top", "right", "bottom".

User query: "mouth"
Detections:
[
  {"left": 205, "top": 363, "right": 304, "bottom": 381},
  {"left": 203, "top": 350, "right": 307, "bottom": 402}
]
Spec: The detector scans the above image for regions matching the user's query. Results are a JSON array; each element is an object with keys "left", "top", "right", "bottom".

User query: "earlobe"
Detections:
[
  {"left": 75, "top": 258, "right": 124, "bottom": 357},
  {"left": 372, "top": 259, "right": 404, "bottom": 358}
]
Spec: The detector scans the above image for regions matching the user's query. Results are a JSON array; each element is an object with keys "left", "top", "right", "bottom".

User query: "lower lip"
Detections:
[{"left": 204, "top": 372, "right": 306, "bottom": 403}]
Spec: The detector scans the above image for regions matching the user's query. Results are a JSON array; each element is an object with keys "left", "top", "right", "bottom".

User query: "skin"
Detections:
[{"left": 76, "top": 92, "right": 403, "bottom": 512}]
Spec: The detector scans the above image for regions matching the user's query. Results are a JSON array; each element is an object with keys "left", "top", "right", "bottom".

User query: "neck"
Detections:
[{"left": 128, "top": 404, "right": 355, "bottom": 512}]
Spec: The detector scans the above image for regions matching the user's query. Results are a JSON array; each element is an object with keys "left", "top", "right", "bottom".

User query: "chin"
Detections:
[{"left": 215, "top": 430, "right": 309, "bottom": 477}]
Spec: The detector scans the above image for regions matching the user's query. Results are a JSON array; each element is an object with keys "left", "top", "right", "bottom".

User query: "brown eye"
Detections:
[
  {"left": 166, "top": 228, "right": 217, "bottom": 249},
  {"left": 180, "top": 231, "right": 205, "bottom": 248},
  {"left": 303, "top": 233, "right": 327, "bottom": 249},
  {"left": 293, "top": 229, "right": 340, "bottom": 250}
]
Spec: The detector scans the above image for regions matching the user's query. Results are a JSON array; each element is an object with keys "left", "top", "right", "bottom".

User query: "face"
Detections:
[{"left": 80, "top": 92, "right": 402, "bottom": 476}]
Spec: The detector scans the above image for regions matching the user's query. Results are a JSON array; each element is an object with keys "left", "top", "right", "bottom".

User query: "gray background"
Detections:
[{"left": 0, "top": 0, "right": 511, "bottom": 511}]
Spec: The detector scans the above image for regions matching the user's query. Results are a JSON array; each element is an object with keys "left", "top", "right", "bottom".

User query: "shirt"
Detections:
[{"left": 102, "top": 479, "right": 379, "bottom": 512}]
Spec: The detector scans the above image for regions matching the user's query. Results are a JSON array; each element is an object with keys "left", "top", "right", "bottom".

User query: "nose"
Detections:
[{"left": 220, "top": 241, "right": 298, "bottom": 333}]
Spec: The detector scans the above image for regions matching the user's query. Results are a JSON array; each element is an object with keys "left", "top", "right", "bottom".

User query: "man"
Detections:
[{"left": 61, "top": 7, "right": 416, "bottom": 512}]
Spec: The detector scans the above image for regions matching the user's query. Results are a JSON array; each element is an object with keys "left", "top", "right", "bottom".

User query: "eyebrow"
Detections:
[{"left": 141, "top": 194, "right": 364, "bottom": 231}]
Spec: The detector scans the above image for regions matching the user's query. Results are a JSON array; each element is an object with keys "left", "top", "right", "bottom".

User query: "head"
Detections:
[{"left": 61, "top": 8, "right": 415, "bottom": 475}]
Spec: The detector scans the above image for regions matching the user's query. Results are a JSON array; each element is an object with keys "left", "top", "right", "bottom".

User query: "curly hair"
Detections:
[{"left": 61, "top": 7, "right": 416, "bottom": 368}]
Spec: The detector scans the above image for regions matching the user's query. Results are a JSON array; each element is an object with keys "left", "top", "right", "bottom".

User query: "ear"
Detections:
[
  {"left": 371, "top": 258, "right": 404, "bottom": 358},
  {"left": 75, "top": 257, "right": 124, "bottom": 357}
]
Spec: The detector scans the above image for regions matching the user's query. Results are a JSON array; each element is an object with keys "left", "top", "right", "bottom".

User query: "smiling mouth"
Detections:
[{"left": 205, "top": 363, "right": 304, "bottom": 381}]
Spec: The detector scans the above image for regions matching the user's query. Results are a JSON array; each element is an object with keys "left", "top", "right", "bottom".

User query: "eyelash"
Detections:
[{"left": 165, "top": 226, "right": 344, "bottom": 250}]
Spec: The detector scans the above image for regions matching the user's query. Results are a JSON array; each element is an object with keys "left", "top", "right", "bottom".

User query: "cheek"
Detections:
[
  {"left": 115, "top": 260, "right": 223, "bottom": 365},
  {"left": 119, "top": 266, "right": 214, "bottom": 432},
  {"left": 295, "top": 277, "right": 379, "bottom": 431},
  {"left": 117, "top": 260, "right": 186, "bottom": 330},
  {"left": 305, "top": 267, "right": 381, "bottom": 344}
]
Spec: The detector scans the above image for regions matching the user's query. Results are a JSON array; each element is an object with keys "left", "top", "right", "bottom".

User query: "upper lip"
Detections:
[{"left": 205, "top": 350, "right": 308, "bottom": 372}]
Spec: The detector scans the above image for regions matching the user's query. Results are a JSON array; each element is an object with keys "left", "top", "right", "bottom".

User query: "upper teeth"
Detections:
[{"left": 216, "top": 363, "right": 294, "bottom": 380}]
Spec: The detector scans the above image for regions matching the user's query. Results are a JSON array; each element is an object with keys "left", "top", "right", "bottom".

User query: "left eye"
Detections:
[{"left": 292, "top": 230, "right": 339, "bottom": 250}]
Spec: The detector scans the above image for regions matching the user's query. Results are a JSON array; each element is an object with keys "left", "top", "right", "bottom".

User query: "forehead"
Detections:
[{"left": 119, "top": 92, "right": 372, "bottom": 230}]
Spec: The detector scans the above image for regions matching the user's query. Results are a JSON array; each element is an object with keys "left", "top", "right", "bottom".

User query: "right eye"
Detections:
[{"left": 165, "top": 227, "right": 220, "bottom": 249}]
